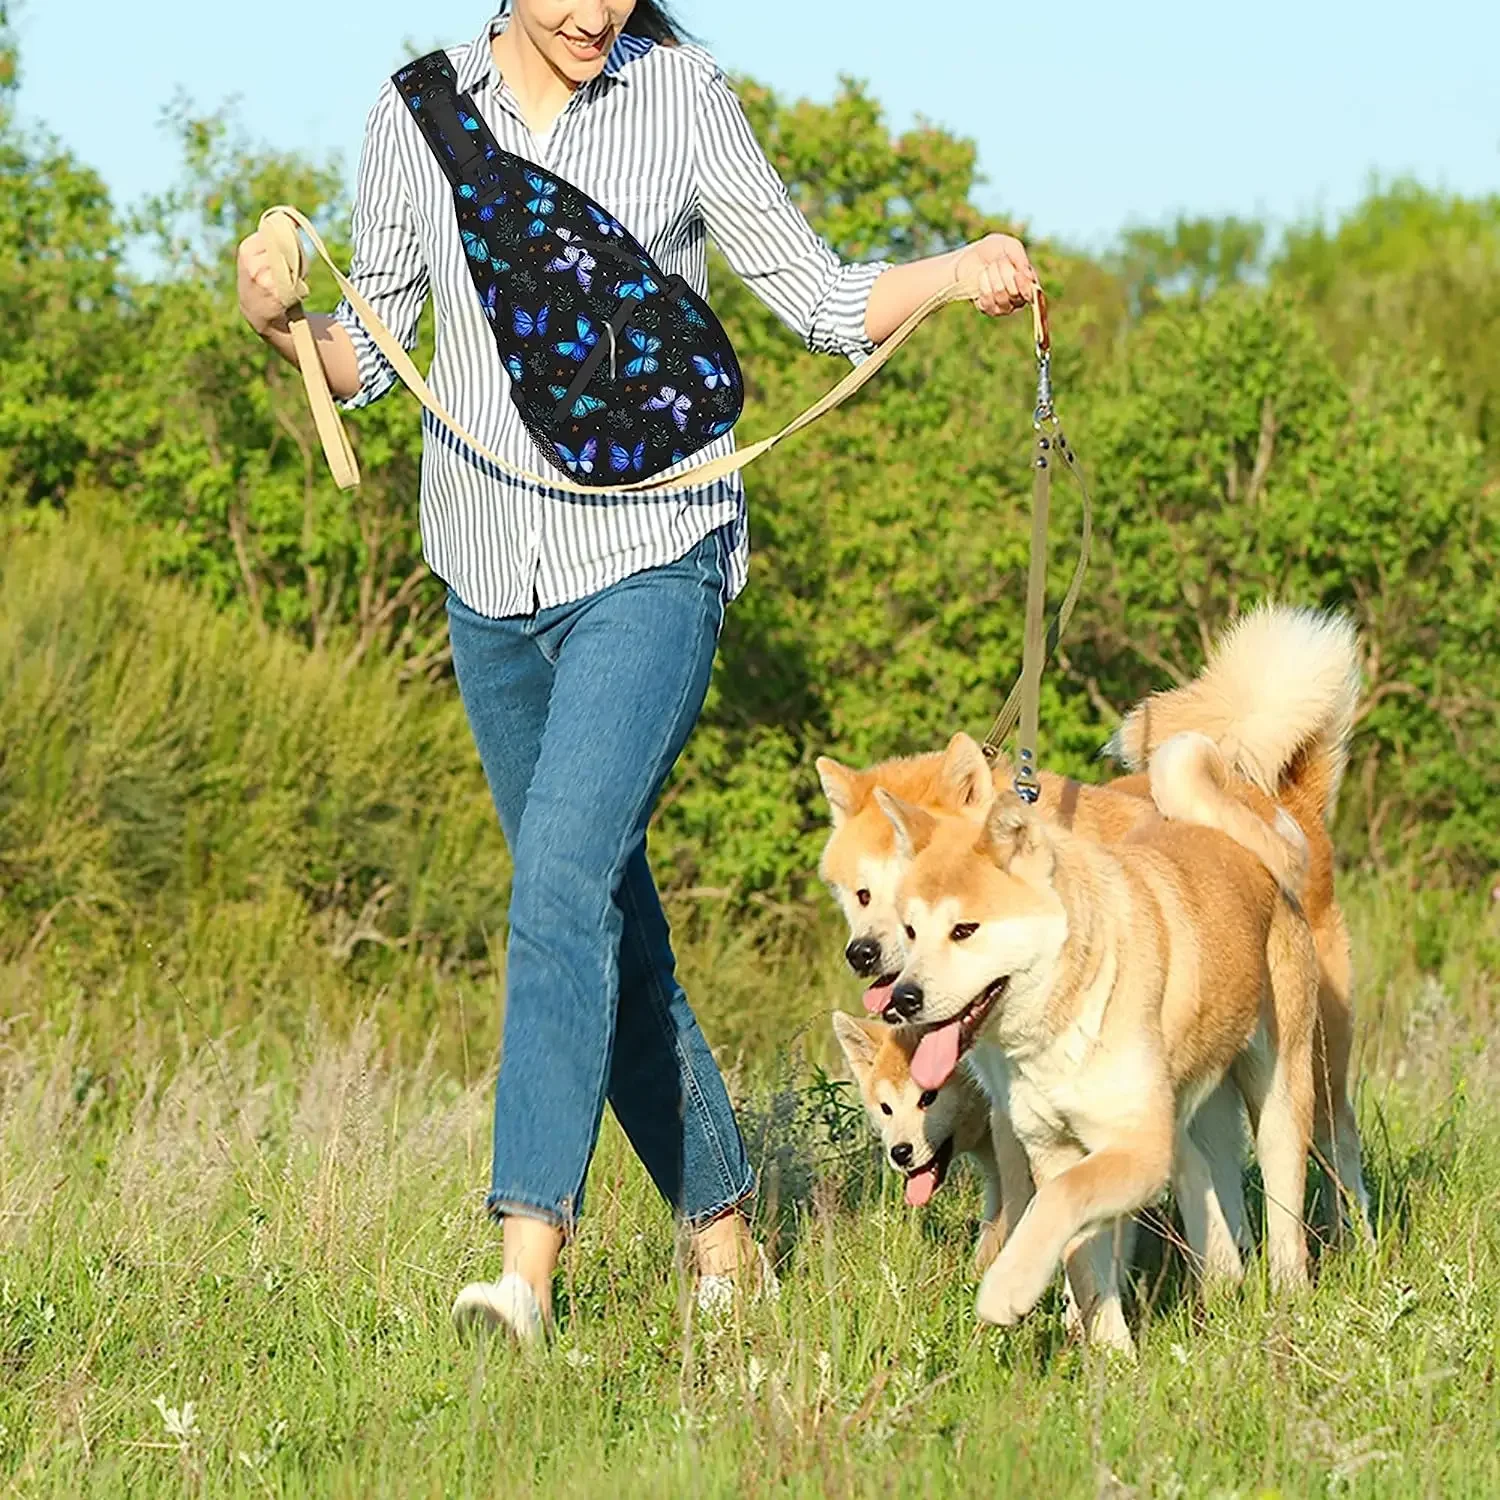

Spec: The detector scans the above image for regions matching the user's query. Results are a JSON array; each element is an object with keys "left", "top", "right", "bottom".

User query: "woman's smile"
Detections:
[{"left": 559, "top": 25, "right": 613, "bottom": 61}]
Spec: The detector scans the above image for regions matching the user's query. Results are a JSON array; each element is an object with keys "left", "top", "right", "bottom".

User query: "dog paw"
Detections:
[
  {"left": 973, "top": 1221, "right": 1006, "bottom": 1275},
  {"left": 1086, "top": 1299, "right": 1137, "bottom": 1359},
  {"left": 975, "top": 1245, "right": 1051, "bottom": 1327}
]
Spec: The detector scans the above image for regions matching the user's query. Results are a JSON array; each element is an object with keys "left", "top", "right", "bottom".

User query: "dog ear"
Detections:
[
  {"left": 815, "top": 757, "right": 862, "bottom": 828},
  {"left": 873, "top": 787, "right": 936, "bottom": 860},
  {"left": 939, "top": 732, "right": 996, "bottom": 819},
  {"left": 831, "top": 1010, "right": 883, "bottom": 1078},
  {"left": 984, "top": 795, "right": 1052, "bottom": 878}
]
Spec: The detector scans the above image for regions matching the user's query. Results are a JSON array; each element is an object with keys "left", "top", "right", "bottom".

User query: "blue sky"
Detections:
[{"left": 12, "top": 0, "right": 1499, "bottom": 250}]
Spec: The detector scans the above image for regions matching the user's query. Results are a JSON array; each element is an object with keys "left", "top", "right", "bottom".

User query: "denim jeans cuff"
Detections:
[
  {"left": 486, "top": 1192, "right": 576, "bottom": 1237},
  {"left": 681, "top": 1169, "right": 757, "bottom": 1232}
]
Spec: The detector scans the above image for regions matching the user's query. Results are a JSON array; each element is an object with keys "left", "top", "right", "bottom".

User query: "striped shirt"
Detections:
[{"left": 333, "top": 8, "right": 890, "bottom": 617}]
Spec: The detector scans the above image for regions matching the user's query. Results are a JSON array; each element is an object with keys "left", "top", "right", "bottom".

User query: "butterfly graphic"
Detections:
[
  {"left": 505, "top": 354, "right": 525, "bottom": 383},
  {"left": 615, "top": 271, "right": 661, "bottom": 301},
  {"left": 456, "top": 109, "right": 481, "bottom": 133},
  {"left": 692, "top": 354, "right": 733, "bottom": 391},
  {"left": 458, "top": 183, "right": 476, "bottom": 200},
  {"left": 643, "top": 386, "right": 693, "bottom": 432},
  {"left": 554, "top": 437, "right": 597, "bottom": 475},
  {"left": 623, "top": 328, "right": 660, "bottom": 377},
  {"left": 406, "top": 94, "right": 422, "bottom": 110},
  {"left": 462, "top": 229, "right": 511, "bottom": 276},
  {"left": 548, "top": 385, "right": 606, "bottom": 417},
  {"left": 546, "top": 242, "right": 596, "bottom": 290},
  {"left": 483, "top": 284, "right": 499, "bottom": 322},
  {"left": 513, "top": 304, "right": 550, "bottom": 338},
  {"left": 525, "top": 171, "right": 557, "bottom": 235},
  {"left": 707, "top": 418, "right": 735, "bottom": 437},
  {"left": 610, "top": 439, "right": 647, "bottom": 474},
  {"left": 477, "top": 199, "right": 505, "bottom": 222},
  {"left": 680, "top": 302, "right": 708, "bottom": 328},
  {"left": 555, "top": 315, "right": 599, "bottom": 362},
  {"left": 587, "top": 205, "right": 624, "bottom": 238}
]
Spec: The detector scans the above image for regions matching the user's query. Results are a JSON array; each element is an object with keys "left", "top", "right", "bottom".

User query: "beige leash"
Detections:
[
  {"left": 259, "top": 206, "right": 1091, "bottom": 769},
  {"left": 258, "top": 204, "right": 993, "bottom": 497},
  {"left": 981, "top": 291, "right": 1093, "bottom": 793}
]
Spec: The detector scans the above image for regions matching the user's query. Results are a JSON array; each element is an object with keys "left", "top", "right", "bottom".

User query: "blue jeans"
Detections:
[{"left": 446, "top": 531, "right": 753, "bottom": 1234}]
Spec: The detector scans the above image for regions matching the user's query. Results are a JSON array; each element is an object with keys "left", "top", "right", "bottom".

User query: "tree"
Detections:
[
  {"left": 1275, "top": 181, "right": 1500, "bottom": 455},
  {"left": 0, "top": 7, "right": 126, "bottom": 507},
  {"left": 1112, "top": 214, "right": 1267, "bottom": 318}
]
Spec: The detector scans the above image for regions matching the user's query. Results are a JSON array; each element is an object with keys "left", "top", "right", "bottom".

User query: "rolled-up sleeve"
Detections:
[
  {"left": 692, "top": 70, "right": 889, "bottom": 362},
  {"left": 333, "top": 83, "right": 430, "bottom": 409}
]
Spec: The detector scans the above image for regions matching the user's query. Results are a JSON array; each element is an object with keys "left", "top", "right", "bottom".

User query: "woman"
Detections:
[{"left": 237, "top": 0, "right": 1037, "bottom": 1342}]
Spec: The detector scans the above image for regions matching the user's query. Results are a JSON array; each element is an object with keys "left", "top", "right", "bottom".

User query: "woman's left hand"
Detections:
[{"left": 953, "top": 234, "right": 1039, "bottom": 317}]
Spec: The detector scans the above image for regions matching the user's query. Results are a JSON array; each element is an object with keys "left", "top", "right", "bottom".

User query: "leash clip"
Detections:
[{"left": 1033, "top": 346, "right": 1055, "bottom": 429}]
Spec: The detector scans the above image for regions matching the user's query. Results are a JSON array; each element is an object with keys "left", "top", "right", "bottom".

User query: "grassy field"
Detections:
[
  {"left": 3, "top": 523, "right": 1499, "bottom": 1496},
  {"left": 2, "top": 884, "right": 1498, "bottom": 1498}
]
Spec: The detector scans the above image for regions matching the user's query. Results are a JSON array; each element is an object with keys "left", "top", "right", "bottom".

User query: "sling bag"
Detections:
[{"left": 391, "top": 49, "right": 743, "bottom": 486}]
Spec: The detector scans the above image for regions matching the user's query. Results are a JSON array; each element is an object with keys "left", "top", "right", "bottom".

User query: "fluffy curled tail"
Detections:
[{"left": 1108, "top": 603, "right": 1360, "bottom": 831}]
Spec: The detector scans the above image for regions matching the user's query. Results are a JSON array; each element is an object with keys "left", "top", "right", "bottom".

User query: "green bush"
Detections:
[{"left": 0, "top": 518, "right": 508, "bottom": 1052}]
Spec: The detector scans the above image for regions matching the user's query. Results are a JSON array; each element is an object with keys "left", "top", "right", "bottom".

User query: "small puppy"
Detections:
[{"left": 832, "top": 1010, "right": 1007, "bottom": 1270}]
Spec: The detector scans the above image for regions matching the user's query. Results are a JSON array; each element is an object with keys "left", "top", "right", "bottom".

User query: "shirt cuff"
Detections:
[
  {"left": 332, "top": 299, "right": 396, "bottom": 411},
  {"left": 807, "top": 259, "right": 892, "bottom": 363}
]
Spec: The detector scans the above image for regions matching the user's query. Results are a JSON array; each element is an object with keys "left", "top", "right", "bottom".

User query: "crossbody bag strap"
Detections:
[{"left": 395, "top": 51, "right": 514, "bottom": 202}]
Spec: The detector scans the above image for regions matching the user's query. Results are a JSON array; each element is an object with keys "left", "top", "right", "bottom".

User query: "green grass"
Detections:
[
  {"left": 4, "top": 518, "right": 1500, "bottom": 1495},
  {"left": 0, "top": 1008, "right": 1497, "bottom": 1498}
]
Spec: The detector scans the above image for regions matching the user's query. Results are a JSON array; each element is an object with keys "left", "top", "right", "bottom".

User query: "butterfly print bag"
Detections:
[{"left": 391, "top": 51, "right": 744, "bottom": 486}]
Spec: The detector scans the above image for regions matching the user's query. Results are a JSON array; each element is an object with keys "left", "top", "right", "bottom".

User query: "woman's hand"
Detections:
[
  {"left": 237, "top": 232, "right": 290, "bottom": 337},
  {"left": 232, "top": 233, "right": 362, "bottom": 397},
  {"left": 952, "top": 234, "right": 1039, "bottom": 318}
]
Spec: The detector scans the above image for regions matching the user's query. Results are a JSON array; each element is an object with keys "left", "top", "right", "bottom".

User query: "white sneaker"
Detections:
[
  {"left": 451, "top": 1272, "right": 546, "bottom": 1344},
  {"left": 695, "top": 1242, "right": 780, "bottom": 1318}
]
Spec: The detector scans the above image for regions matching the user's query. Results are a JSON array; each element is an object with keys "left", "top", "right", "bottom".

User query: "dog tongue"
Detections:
[
  {"left": 910, "top": 1019, "right": 964, "bottom": 1090},
  {"left": 862, "top": 980, "right": 894, "bottom": 1015},
  {"left": 904, "top": 1161, "right": 940, "bottom": 1207}
]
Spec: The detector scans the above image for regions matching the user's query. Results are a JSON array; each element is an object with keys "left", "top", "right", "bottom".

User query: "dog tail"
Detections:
[
  {"left": 1149, "top": 732, "right": 1309, "bottom": 897},
  {"left": 1107, "top": 603, "right": 1361, "bottom": 829}
]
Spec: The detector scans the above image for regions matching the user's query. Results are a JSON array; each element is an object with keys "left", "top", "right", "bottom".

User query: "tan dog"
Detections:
[
  {"left": 831, "top": 1012, "right": 1007, "bottom": 1269},
  {"left": 816, "top": 605, "right": 1368, "bottom": 1239},
  {"left": 875, "top": 736, "right": 1322, "bottom": 1336},
  {"left": 820, "top": 747, "right": 1296, "bottom": 1352}
]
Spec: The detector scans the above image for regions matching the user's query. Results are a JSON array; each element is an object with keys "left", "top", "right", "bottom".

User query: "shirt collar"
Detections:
[{"left": 457, "top": 7, "right": 638, "bottom": 93}]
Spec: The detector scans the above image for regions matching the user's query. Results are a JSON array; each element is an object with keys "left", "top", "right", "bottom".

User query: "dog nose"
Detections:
[
  {"left": 890, "top": 1142, "right": 913, "bottom": 1168},
  {"left": 844, "top": 936, "right": 882, "bottom": 975},
  {"left": 885, "top": 979, "right": 923, "bottom": 1021}
]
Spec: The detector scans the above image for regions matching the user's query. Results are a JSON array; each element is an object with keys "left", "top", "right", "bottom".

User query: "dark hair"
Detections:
[{"left": 623, "top": 1, "right": 683, "bottom": 45}]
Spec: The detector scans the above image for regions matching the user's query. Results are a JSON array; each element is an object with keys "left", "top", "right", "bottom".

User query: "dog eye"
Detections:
[
  {"left": 904, "top": 924, "right": 915, "bottom": 941},
  {"left": 950, "top": 922, "right": 978, "bottom": 942},
  {"left": 917, "top": 1089, "right": 938, "bottom": 1109},
  {"left": 856, "top": 888, "right": 871, "bottom": 907},
  {"left": 879, "top": 1102, "right": 892, "bottom": 1116}
]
